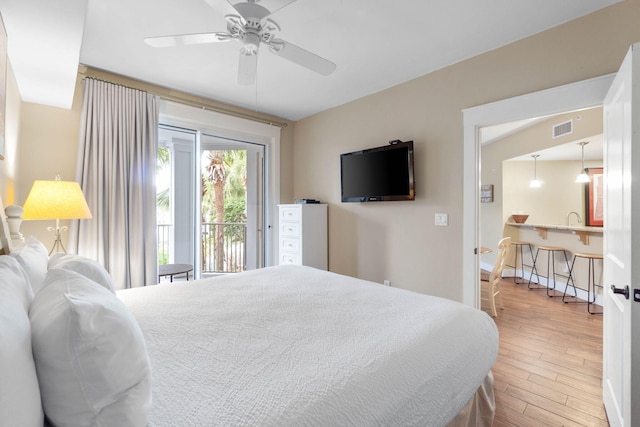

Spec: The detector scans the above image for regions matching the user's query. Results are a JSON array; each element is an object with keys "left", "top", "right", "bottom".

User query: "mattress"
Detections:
[{"left": 117, "top": 265, "right": 498, "bottom": 426}]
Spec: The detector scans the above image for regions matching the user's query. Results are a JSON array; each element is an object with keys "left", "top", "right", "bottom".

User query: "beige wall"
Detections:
[
  {"left": 505, "top": 161, "right": 584, "bottom": 226},
  {"left": 503, "top": 159, "right": 603, "bottom": 226},
  {"left": 16, "top": 84, "right": 84, "bottom": 245},
  {"left": 293, "top": 0, "right": 640, "bottom": 300}
]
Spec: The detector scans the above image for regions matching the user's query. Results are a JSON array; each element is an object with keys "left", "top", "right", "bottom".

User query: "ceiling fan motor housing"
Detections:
[{"left": 243, "top": 32, "right": 261, "bottom": 54}]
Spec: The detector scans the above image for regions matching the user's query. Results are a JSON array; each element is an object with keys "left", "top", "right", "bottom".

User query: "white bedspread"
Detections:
[{"left": 117, "top": 265, "right": 498, "bottom": 427}]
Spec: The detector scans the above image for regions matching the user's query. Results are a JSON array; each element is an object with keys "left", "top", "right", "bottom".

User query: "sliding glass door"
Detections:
[
  {"left": 156, "top": 125, "right": 265, "bottom": 279},
  {"left": 200, "top": 134, "right": 264, "bottom": 274}
]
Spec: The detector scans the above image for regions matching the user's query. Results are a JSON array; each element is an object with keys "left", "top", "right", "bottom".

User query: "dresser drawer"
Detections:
[
  {"left": 280, "top": 207, "right": 300, "bottom": 221},
  {"left": 279, "top": 253, "right": 301, "bottom": 265},
  {"left": 277, "top": 204, "right": 327, "bottom": 270},
  {"left": 280, "top": 222, "right": 300, "bottom": 237},
  {"left": 280, "top": 237, "right": 300, "bottom": 253}
]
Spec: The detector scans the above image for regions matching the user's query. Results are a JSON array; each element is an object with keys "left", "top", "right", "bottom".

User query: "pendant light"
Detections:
[
  {"left": 575, "top": 141, "right": 590, "bottom": 183},
  {"left": 529, "top": 154, "right": 541, "bottom": 188}
]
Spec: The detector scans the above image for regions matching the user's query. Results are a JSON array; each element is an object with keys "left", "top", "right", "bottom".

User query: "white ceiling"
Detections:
[
  {"left": 0, "top": 0, "right": 621, "bottom": 120},
  {"left": 482, "top": 110, "right": 603, "bottom": 161},
  {"left": 507, "top": 135, "right": 603, "bottom": 162}
]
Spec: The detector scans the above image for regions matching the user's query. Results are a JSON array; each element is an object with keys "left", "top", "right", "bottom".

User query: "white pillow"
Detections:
[
  {"left": 10, "top": 236, "right": 49, "bottom": 294},
  {"left": 0, "top": 256, "right": 44, "bottom": 426},
  {"left": 30, "top": 269, "right": 151, "bottom": 426},
  {"left": 48, "top": 252, "right": 115, "bottom": 293}
]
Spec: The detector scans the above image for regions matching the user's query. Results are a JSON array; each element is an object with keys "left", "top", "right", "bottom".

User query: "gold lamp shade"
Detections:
[{"left": 22, "top": 180, "right": 92, "bottom": 220}]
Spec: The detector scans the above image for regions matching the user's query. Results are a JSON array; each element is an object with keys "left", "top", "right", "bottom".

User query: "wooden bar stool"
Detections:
[
  {"left": 507, "top": 241, "right": 534, "bottom": 284},
  {"left": 528, "top": 245, "right": 573, "bottom": 297},
  {"left": 562, "top": 252, "right": 604, "bottom": 314}
]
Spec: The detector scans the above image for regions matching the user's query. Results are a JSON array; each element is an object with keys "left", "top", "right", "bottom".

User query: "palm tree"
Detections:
[
  {"left": 201, "top": 149, "right": 248, "bottom": 272},
  {"left": 156, "top": 146, "right": 172, "bottom": 265},
  {"left": 156, "top": 146, "right": 171, "bottom": 210},
  {"left": 204, "top": 150, "right": 227, "bottom": 271}
]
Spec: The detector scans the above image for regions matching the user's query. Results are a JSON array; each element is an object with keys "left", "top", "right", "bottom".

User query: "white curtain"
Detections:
[{"left": 71, "top": 78, "right": 158, "bottom": 289}]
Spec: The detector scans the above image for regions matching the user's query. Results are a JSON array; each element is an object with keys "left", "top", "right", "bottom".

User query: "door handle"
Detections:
[{"left": 611, "top": 285, "right": 630, "bottom": 300}]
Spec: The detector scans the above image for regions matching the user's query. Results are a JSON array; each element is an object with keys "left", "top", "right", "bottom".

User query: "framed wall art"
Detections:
[
  {"left": 584, "top": 167, "right": 604, "bottom": 226},
  {"left": 480, "top": 184, "right": 494, "bottom": 203}
]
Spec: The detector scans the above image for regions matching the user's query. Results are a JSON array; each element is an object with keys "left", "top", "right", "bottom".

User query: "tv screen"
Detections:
[{"left": 340, "top": 141, "right": 415, "bottom": 202}]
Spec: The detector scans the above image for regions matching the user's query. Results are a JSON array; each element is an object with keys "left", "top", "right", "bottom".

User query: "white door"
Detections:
[{"left": 602, "top": 43, "right": 640, "bottom": 427}]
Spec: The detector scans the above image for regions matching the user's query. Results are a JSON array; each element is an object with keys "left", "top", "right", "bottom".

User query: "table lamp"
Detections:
[{"left": 22, "top": 177, "right": 92, "bottom": 254}]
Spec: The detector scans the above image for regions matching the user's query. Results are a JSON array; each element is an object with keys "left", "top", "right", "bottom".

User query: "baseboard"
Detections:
[{"left": 495, "top": 267, "right": 603, "bottom": 307}]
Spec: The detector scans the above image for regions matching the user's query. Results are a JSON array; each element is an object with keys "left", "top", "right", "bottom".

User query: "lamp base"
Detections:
[{"left": 46, "top": 219, "right": 68, "bottom": 255}]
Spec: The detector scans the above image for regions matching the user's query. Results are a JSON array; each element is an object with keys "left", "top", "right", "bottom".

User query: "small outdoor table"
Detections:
[{"left": 158, "top": 263, "right": 193, "bottom": 283}]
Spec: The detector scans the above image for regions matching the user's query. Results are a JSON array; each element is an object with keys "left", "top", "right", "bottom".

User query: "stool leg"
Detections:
[
  {"left": 524, "top": 244, "right": 534, "bottom": 285},
  {"left": 513, "top": 245, "right": 521, "bottom": 284},
  {"left": 528, "top": 248, "right": 543, "bottom": 290},
  {"left": 562, "top": 256, "right": 580, "bottom": 303},
  {"left": 587, "top": 258, "right": 596, "bottom": 313},
  {"left": 588, "top": 258, "right": 604, "bottom": 315},
  {"left": 563, "top": 251, "right": 577, "bottom": 292},
  {"left": 527, "top": 248, "right": 549, "bottom": 290},
  {"left": 547, "top": 250, "right": 556, "bottom": 297},
  {"left": 549, "top": 250, "right": 572, "bottom": 298}
]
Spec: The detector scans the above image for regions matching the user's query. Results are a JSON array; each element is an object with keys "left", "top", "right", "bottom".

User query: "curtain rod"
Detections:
[
  {"left": 158, "top": 93, "right": 288, "bottom": 128},
  {"left": 82, "top": 76, "right": 288, "bottom": 128}
]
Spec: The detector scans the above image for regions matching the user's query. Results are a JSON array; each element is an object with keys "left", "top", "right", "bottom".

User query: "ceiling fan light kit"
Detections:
[{"left": 144, "top": 0, "right": 336, "bottom": 85}]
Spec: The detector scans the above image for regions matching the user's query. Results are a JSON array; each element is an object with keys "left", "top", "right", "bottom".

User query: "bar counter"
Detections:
[
  {"left": 506, "top": 222, "right": 603, "bottom": 245},
  {"left": 502, "top": 222, "right": 604, "bottom": 306}
]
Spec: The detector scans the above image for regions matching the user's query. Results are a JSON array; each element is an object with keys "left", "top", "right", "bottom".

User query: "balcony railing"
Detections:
[
  {"left": 201, "top": 222, "right": 246, "bottom": 273},
  {"left": 157, "top": 222, "right": 246, "bottom": 274},
  {"left": 157, "top": 224, "right": 172, "bottom": 266}
]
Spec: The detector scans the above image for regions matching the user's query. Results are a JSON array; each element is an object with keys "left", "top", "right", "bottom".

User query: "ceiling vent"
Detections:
[{"left": 552, "top": 120, "right": 573, "bottom": 138}]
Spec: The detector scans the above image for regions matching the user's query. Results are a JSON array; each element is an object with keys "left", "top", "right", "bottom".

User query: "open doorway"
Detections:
[
  {"left": 479, "top": 107, "right": 603, "bottom": 301},
  {"left": 461, "top": 73, "right": 614, "bottom": 308}
]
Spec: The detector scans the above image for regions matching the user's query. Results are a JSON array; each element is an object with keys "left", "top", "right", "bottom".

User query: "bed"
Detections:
[{"left": 0, "top": 198, "right": 498, "bottom": 427}]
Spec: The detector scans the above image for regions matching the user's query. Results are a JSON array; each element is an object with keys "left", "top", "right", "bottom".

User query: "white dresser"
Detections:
[{"left": 278, "top": 204, "right": 328, "bottom": 270}]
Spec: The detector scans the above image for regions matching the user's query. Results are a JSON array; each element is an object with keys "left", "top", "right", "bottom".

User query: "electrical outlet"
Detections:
[{"left": 383, "top": 280, "right": 391, "bottom": 286}]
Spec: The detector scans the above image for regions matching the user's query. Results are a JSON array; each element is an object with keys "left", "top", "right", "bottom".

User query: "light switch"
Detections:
[{"left": 435, "top": 213, "right": 448, "bottom": 226}]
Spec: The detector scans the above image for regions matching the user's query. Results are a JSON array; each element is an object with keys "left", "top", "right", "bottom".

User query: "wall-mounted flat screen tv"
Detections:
[{"left": 340, "top": 140, "right": 415, "bottom": 202}]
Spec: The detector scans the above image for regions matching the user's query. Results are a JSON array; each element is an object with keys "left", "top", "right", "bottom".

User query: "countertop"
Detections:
[{"left": 506, "top": 222, "right": 603, "bottom": 233}]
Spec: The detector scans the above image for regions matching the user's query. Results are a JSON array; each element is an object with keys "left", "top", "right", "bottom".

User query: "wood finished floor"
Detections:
[{"left": 481, "top": 277, "right": 608, "bottom": 427}]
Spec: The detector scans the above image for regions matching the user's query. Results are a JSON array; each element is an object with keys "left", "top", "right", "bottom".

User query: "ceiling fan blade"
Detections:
[
  {"left": 238, "top": 51, "right": 258, "bottom": 85},
  {"left": 268, "top": 39, "right": 336, "bottom": 76},
  {"left": 144, "top": 32, "right": 233, "bottom": 48}
]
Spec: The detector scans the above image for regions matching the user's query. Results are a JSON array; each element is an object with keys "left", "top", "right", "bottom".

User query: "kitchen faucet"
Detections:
[{"left": 567, "top": 211, "right": 582, "bottom": 226}]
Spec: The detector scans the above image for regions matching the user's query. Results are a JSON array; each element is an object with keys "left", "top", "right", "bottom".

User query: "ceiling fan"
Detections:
[{"left": 144, "top": 0, "right": 336, "bottom": 85}]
